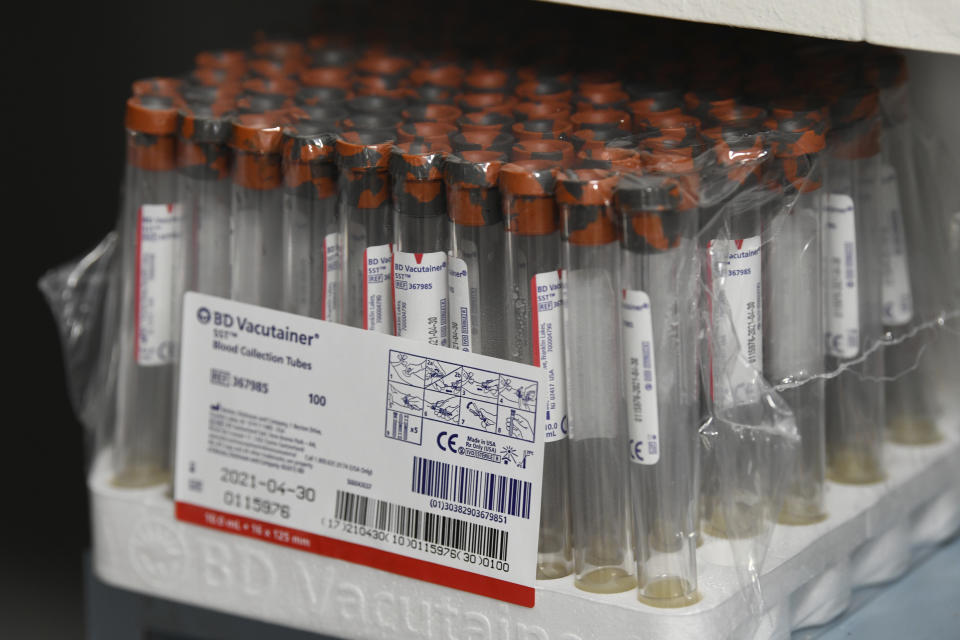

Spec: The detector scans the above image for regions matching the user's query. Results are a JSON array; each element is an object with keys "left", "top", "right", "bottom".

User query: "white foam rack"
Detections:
[{"left": 91, "top": 418, "right": 960, "bottom": 640}]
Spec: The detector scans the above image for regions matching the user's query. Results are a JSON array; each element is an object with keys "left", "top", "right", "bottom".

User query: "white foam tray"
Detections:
[
  {"left": 91, "top": 420, "right": 960, "bottom": 640},
  {"left": 541, "top": 0, "right": 960, "bottom": 56}
]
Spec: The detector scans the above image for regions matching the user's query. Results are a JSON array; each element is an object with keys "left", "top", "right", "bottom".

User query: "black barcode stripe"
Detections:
[
  {"left": 410, "top": 456, "right": 532, "bottom": 519},
  {"left": 334, "top": 490, "right": 508, "bottom": 561}
]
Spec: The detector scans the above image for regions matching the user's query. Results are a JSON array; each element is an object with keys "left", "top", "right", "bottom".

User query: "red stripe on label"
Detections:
[
  {"left": 321, "top": 237, "right": 328, "bottom": 321},
  {"left": 134, "top": 207, "right": 143, "bottom": 363},
  {"left": 734, "top": 238, "right": 744, "bottom": 250},
  {"left": 391, "top": 251, "right": 398, "bottom": 336},
  {"left": 530, "top": 275, "right": 540, "bottom": 368},
  {"left": 175, "top": 502, "right": 534, "bottom": 607},
  {"left": 414, "top": 252, "right": 424, "bottom": 264},
  {"left": 362, "top": 248, "right": 369, "bottom": 330}
]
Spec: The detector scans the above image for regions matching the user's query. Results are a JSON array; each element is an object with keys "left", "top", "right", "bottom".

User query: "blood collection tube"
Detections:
[
  {"left": 397, "top": 122, "right": 458, "bottom": 145},
  {"left": 514, "top": 101, "right": 572, "bottom": 123},
  {"left": 177, "top": 100, "right": 233, "bottom": 300},
  {"left": 450, "top": 131, "right": 515, "bottom": 154},
  {"left": 228, "top": 113, "right": 286, "bottom": 309},
  {"left": 617, "top": 173, "right": 701, "bottom": 606},
  {"left": 281, "top": 123, "right": 339, "bottom": 321},
  {"left": 767, "top": 102, "right": 830, "bottom": 524},
  {"left": 391, "top": 141, "right": 450, "bottom": 346},
  {"left": 115, "top": 95, "right": 181, "bottom": 486},
  {"left": 444, "top": 151, "right": 507, "bottom": 356},
  {"left": 511, "top": 118, "right": 574, "bottom": 142},
  {"left": 874, "top": 54, "right": 940, "bottom": 444},
  {"left": 336, "top": 130, "right": 396, "bottom": 333},
  {"left": 401, "top": 104, "right": 463, "bottom": 125},
  {"left": 500, "top": 159, "right": 571, "bottom": 580},
  {"left": 511, "top": 139, "right": 576, "bottom": 168},
  {"left": 557, "top": 168, "right": 636, "bottom": 593},
  {"left": 823, "top": 88, "right": 886, "bottom": 484}
]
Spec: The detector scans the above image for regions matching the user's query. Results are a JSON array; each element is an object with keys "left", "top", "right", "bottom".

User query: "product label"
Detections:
[
  {"left": 363, "top": 244, "right": 392, "bottom": 333},
  {"left": 531, "top": 271, "right": 567, "bottom": 443},
  {"left": 878, "top": 165, "right": 914, "bottom": 326},
  {"left": 322, "top": 232, "right": 341, "bottom": 323},
  {"left": 621, "top": 290, "right": 659, "bottom": 465},
  {"left": 174, "top": 293, "right": 546, "bottom": 606},
  {"left": 136, "top": 203, "right": 183, "bottom": 365},
  {"left": 448, "top": 255, "right": 473, "bottom": 352},
  {"left": 394, "top": 251, "right": 448, "bottom": 347},
  {"left": 709, "top": 236, "right": 763, "bottom": 374},
  {"left": 823, "top": 194, "right": 860, "bottom": 358}
]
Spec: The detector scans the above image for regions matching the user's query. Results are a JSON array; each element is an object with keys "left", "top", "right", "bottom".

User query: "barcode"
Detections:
[
  {"left": 411, "top": 456, "right": 532, "bottom": 519},
  {"left": 334, "top": 490, "right": 509, "bottom": 561}
]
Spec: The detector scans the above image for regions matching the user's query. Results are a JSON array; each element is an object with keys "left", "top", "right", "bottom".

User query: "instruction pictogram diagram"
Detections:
[{"left": 385, "top": 350, "right": 538, "bottom": 444}]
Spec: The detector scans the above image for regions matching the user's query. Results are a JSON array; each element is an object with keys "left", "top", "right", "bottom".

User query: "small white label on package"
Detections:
[
  {"left": 363, "top": 243, "right": 392, "bottom": 333},
  {"left": 531, "top": 271, "right": 567, "bottom": 442},
  {"left": 394, "top": 251, "right": 448, "bottom": 347},
  {"left": 622, "top": 290, "right": 659, "bottom": 465},
  {"left": 322, "top": 232, "right": 341, "bottom": 323},
  {"left": 174, "top": 293, "right": 546, "bottom": 606},
  {"left": 136, "top": 203, "right": 183, "bottom": 365},
  {"left": 710, "top": 236, "right": 763, "bottom": 373},
  {"left": 878, "top": 165, "right": 914, "bottom": 326},
  {"left": 448, "top": 255, "right": 473, "bottom": 352},
  {"left": 823, "top": 194, "right": 860, "bottom": 359}
]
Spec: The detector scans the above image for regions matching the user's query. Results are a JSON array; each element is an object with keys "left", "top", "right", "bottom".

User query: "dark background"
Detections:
[{"left": 8, "top": 2, "right": 321, "bottom": 636}]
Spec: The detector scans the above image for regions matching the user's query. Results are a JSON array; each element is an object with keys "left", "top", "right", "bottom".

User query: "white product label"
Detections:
[
  {"left": 823, "top": 194, "right": 860, "bottom": 358},
  {"left": 878, "top": 165, "right": 914, "bottom": 326},
  {"left": 394, "top": 251, "right": 448, "bottom": 347},
  {"left": 174, "top": 293, "right": 546, "bottom": 606},
  {"left": 448, "top": 255, "right": 473, "bottom": 352},
  {"left": 363, "top": 243, "right": 392, "bottom": 333},
  {"left": 136, "top": 203, "right": 183, "bottom": 365},
  {"left": 322, "top": 232, "right": 341, "bottom": 323},
  {"left": 622, "top": 290, "right": 659, "bottom": 465},
  {"left": 710, "top": 236, "right": 763, "bottom": 373},
  {"left": 532, "top": 271, "right": 567, "bottom": 443}
]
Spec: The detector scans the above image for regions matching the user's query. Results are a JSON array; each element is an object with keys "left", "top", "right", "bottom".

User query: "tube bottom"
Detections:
[
  {"left": 112, "top": 464, "right": 170, "bottom": 488},
  {"left": 537, "top": 560, "right": 572, "bottom": 580},
  {"left": 888, "top": 417, "right": 942, "bottom": 445},
  {"left": 779, "top": 495, "right": 828, "bottom": 526},
  {"left": 574, "top": 567, "right": 636, "bottom": 594},
  {"left": 702, "top": 500, "right": 766, "bottom": 539},
  {"left": 827, "top": 448, "right": 885, "bottom": 485},
  {"left": 637, "top": 577, "right": 702, "bottom": 608}
]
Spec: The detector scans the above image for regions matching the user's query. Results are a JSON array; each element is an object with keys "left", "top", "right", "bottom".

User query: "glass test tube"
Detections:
[
  {"left": 875, "top": 59, "right": 941, "bottom": 444},
  {"left": 228, "top": 113, "right": 286, "bottom": 309},
  {"left": 114, "top": 95, "right": 181, "bottom": 486},
  {"left": 767, "top": 104, "right": 829, "bottom": 524},
  {"left": 445, "top": 151, "right": 508, "bottom": 357},
  {"left": 617, "top": 173, "right": 701, "bottom": 607},
  {"left": 557, "top": 169, "right": 636, "bottom": 593},
  {"left": 336, "top": 130, "right": 395, "bottom": 333},
  {"left": 177, "top": 101, "right": 233, "bottom": 300},
  {"left": 281, "top": 123, "right": 339, "bottom": 321},
  {"left": 500, "top": 160, "right": 572, "bottom": 580},
  {"left": 823, "top": 92, "right": 885, "bottom": 484},
  {"left": 390, "top": 141, "right": 450, "bottom": 346}
]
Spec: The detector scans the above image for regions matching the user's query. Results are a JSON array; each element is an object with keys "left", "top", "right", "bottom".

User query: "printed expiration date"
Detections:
[{"left": 220, "top": 467, "right": 317, "bottom": 501}]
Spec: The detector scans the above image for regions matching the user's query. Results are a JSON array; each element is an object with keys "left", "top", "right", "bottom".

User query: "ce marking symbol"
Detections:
[{"left": 436, "top": 431, "right": 459, "bottom": 456}]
